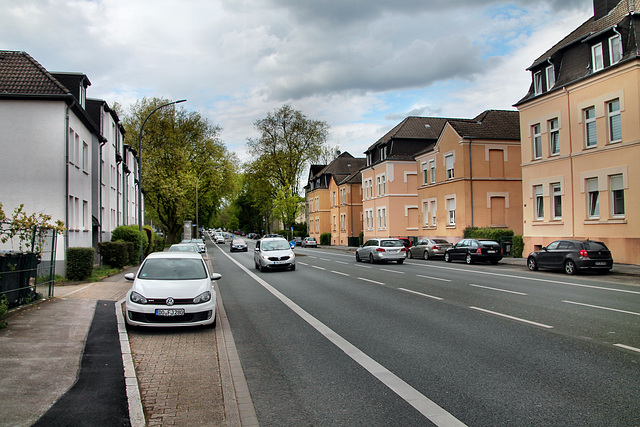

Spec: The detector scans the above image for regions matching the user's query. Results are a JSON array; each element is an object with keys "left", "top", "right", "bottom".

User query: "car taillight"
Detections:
[
  {"left": 476, "top": 248, "right": 482, "bottom": 254},
  {"left": 401, "top": 247, "right": 408, "bottom": 252},
  {"left": 579, "top": 249, "right": 589, "bottom": 258},
  {"left": 432, "top": 245, "right": 438, "bottom": 250},
  {"left": 376, "top": 248, "right": 386, "bottom": 252}
]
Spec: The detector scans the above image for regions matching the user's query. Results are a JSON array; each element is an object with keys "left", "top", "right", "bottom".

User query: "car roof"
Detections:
[
  {"left": 260, "top": 237, "right": 287, "bottom": 241},
  {"left": 145, "top": 251, "right": 203, "bottom": 260}
]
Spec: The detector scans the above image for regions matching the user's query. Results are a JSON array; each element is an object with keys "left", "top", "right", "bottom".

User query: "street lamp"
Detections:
[{"left": 137, "top": 99, "right": 186, "bottom": 262}]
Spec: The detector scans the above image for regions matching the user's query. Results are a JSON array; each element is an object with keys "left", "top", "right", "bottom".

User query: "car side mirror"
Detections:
[
  {"left": 542, "top": 247, "right": 547, "bottom": 251},
  {"left": 125, "top": 273, "right": 135, "bottom": 281},
  {"left": 210, "top": 273, "right": 222, "bottom": 281}
]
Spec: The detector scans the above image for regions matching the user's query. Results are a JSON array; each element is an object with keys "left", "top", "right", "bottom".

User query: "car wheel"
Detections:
[
  {"left": 356, "top": 252, "right": 362, "bottom": 262},
  {"left": 527, "top": 257, "right": 538, "bottom": 271},
  {"left": 259, "top": 263, "right": 266, "bottom": 272},
  {"left": 369, "top": 254, "right": 375, "bottom": 264},
  {"left": 397, "top": 259, "right": 404, "bottom": 264},
  {"left": 290, "top": 264, "right": 296, "bottom": 271},
  {"left": 254, "top": 260, "right": 259, "bottom": 270},
  {"left": 423, "top": 250, "right": 430, "bottom": 260},
  {"left": 407, "top": 251, "right": 413, "bottom": 259},
  {"left": 564, "top": 259, "right": 577, "bottom": 275},
  {"left": 465, "top": 253, "right": 473, "bottom": 264},
  {"left": 444, "top": 252, "right": 451, "bottom": 263}
]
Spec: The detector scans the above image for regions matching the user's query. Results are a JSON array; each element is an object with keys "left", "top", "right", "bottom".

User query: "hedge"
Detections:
[
  {"left": 320, "top": 232, "right": 331, "bottom": 246},
  {"left": 463, "top": 226, "right": 514, "bottom": 241},
  {"left": 66, "top": 247, "right": 95, "bottom": 281},
  {"left": 99, "top": 241, "right": 131, "bottom": 268},
  {"left": 512, "top": 235, "right": 524, "bottom": 258},
  {"left": 112, "top": 225, "right": 148, "bottom": 264}
]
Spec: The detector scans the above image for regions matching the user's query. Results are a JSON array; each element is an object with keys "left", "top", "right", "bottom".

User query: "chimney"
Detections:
[{"left": 593, "top": 0, "right": 620, "bottom": 20}]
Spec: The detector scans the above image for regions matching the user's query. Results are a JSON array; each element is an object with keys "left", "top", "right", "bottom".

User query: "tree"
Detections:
[
  {"left": 247, "top": 105, "right": 329, "bottom": 195},
  {"left": 272, "top": 181, "right": 303, "bottom": 233},
  {"left": 121, "top": 98, "right": 238, "bottom": 244}
]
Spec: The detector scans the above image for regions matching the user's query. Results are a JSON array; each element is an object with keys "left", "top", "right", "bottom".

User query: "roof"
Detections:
[
  {"left": 366, "top": 116, "right": 452, "bottom": 151},
  {"left": 0, "top": 50, "right": 70, "bottom": 95},
  {"left": 309, "top": 151, "right": 366, "bottom": 184},
  {"left": 447, "top": 110, "right": 520, "bottom": 141}
]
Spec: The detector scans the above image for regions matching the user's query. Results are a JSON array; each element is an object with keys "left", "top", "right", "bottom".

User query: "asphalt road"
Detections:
[{"left": 209, "top": 238, "right": 640, "bottom": 426}]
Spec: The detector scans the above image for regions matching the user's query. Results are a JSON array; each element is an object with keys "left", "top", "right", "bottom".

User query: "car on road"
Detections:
[
  {"left": 124, "top": 252, "right": 221, "bottom": 328},
  {"left": 444, "top": 239, "right": 502, "bottom": 265},
  {"left": 230, "top": 238, "right": 248, "bottom": 252},
  {"left": 355, "top": 238, "right": 407, "bottom": 264},
  {"left": 215, "top": 234, "right": 225, "bottom": 244},
  {"left": 408, "top": 238, "right": 453, "bottom": 260},
  {"left": 168, "top": 243, "right": 200, "bottom": 253},
  {"left": 301, "top": 237, "right": 317, "bottom": 248},
  {"left": 254, "top": 237, "right": 296, "bottom": 271},
  {"left": 526, "top": 239, "right": 613, "bottom": 275}
]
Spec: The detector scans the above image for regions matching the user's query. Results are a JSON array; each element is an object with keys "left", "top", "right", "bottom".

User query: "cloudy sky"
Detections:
[{"left": 1, "top": 0, "right": 592, "bottom": 161}]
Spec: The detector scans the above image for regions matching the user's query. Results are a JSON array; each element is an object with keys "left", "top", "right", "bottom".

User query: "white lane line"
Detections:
[
  {"left": 470, "top": 306, "right": 554, "bottom": 329},
  {"left": 219, "top": 249, "right": 465, "bottom": 426},
  {"left": 334, "top": 261, "right": 349, "bottom": 265},
  {"left": 312, "top": 266, "right": 326, "bottom": 271},
  {"left": 381, "top": 268, "right": 405, "bottom": 274},
  {"left": 416, "top": 275, "right": 452, "bottom": 282},
  {"left": 470, "top": 284, "right": 528, "bottom": 296},
  {"left": 331, "top": 271, "right": 350, "bottom": 277},
  {"left": 320, "top": 258, "right": 332, "bottom": 262},
  {"left": 614, "top": 344, "right": 640, "bottom": 353},
  {"left": 298, "top": 262, "right": 309, "bottom": 266},
  {"left": 399, "top": 288, "right": 443, "bottom": 301},
  {"left": 358, "top": 277, "right": 385, "bottom": 286},
  {"left": 355, "top": 264, "right": 373, "bottom": 269},
  {"left": 563, "top": 300, "right": 640, "bottom": 317}
]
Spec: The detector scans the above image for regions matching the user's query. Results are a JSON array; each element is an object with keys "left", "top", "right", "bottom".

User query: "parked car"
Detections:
[
  {"left": 527, "top": 239, "right": 613, "bottom": 275},
  {"left": 230, "top": 238, "right": 248, "bottom": 252},
  {"left": 294, "top": 236, "right": 303, "bottom": 246},
  {"left": 355, "top": 238, "right": 407, "bottom": 264},
  {"left": 124, "top": 252, "right": 221, "bottom": 328},
  {"left": 181, "top": 239, "right": 206, "bottom": 253},
  {"left": 254, "top": 237, "right": 296, "bottom": 271},
  {"left": 301, "top": 237, "right": 317, "bottom": 248},
  {"left": 444, "top": 239, "right": 502, "bottom": 264},
  {"left": 395, "top": 237, "right": 413, "bottom": 249},
  {"left": 168, "top": 243, "right": 199, "bottom": 253},
  {"left": 408, "top": 238, "right": 453, "bottom": 260}
]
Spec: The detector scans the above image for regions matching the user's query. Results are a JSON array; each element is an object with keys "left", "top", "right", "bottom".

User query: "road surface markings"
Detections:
[
  {"left": 470, "top": 307, "right": 554, "bottom": 329},
  {"left": 470, "top": 284, "right": 528, "bottom": 296},
  {"left": 381, "top": 268, "right": 405, "bottom": 274},
  {"left": 614, "top": 344, "right": 640, "bottom": 353},
  {"left": 334, "top": 261, "right": 349, "bottom": 265},
  {"left": 220, "top": 249, "right": 467, "bottom": 427},
  {"left": 331, "top": 271, "right": 349, "bottom": 277},
  {"left": 416, "top": 275, "right": 451, "bottom": 282},
  {"left": 298, "top": 262, "right": 309, "bottom": 266},
  {"left": 312, "top": 266, "right": 326, "bottom": 271},
  {"left": 354, "top": 264, "right": 373, "bottom": 269},
  {"left": 320, "top": 258, "right": 332, "bottom": 262},
  {"left": 358, "top": 277, "right": 385, "bottom": 286},
  {"left": 399, "top": 288, "right": 444, "bottom": 301},
  {"left": 562, "top": 300, "right": 640, "bottom": 316}
]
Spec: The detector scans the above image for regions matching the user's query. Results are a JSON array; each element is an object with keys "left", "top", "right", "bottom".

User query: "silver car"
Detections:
[
  {"left": 254, "top": 237, "right": 296, "bottom": 271},
  {"left": 355, "top": 238, "right": 406, "bottom": 264},
  {"left": 407, "top": 238, "right": 453, "bottom": 260}
]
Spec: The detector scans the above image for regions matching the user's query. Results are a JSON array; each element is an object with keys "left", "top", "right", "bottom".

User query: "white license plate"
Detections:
[
  {"left": 487, "top": 250, "right": 496, "bottom": 253},
  {"left": 155, "top": 309, "right": 185, "bottom": 317},
  {"left": 595, "top": 261, "right": 607, "bottom": 266},
  {"left": 273, "top": 260, "right": 287, "bottom": 265}
]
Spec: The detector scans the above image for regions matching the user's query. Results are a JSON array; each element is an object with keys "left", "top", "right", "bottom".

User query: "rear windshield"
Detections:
[
  {"left": 479, "top": 240, "right": 500, "bottom": 246},
  {"left": 381, "top": 240, "right": 404, "bottom": 248},
  {"left": 583, "top": 241, "right": 608, "bottom": 251},
  {"left": 138, "top": 258, "right": 207, "bottom": 280},
  {"left": 432, "top": 239, "right": 449, "bottom": 244}
]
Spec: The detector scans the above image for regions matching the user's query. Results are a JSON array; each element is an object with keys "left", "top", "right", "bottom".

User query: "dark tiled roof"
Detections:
[
  {"left": 448, "top": 110, "right": 520, "bottom": 141},
  {"left": 0, "top": 50, "right": 70, "bottom": 95},
  {"left": 367, "top": 116, "right": 453, "bottom": 151}
]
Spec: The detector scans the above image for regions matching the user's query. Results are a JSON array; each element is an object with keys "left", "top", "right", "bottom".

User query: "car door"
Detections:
[
  {"left": 451, "top": 239, "right": 468, "bottom": 260},
  {"left": 254, "top": 240, "right": 261, "bottom": 264},
  {"left": 412, "top": 240, "right": 427, "bottom": 258},
  {"left": 538, "top": 240, "right": 561, "bottom": 268}
]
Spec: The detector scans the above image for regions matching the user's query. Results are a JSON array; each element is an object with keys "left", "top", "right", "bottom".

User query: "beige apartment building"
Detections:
[
  {"left": 328, "top": 170, "right": 364, "bottom": 246},
  {"left": 515, "top": 0, "right": 640, "bottom": 264}
]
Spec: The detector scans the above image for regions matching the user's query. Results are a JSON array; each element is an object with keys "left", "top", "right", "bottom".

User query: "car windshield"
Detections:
[
  {"left": 138, "top": 258, "right": 208, "bottom": 280},
  {"left": 380, "top": 240, "right": 404, "bottom": 248},
  {"left": 262, "top": 240, "right": 291, "bottom": 251}
]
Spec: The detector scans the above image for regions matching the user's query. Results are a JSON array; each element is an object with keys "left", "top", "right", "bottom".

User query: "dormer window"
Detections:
[
  {"left": 609, "top": 34, "right": 622, "bottom": 65},
  {"left": 79, "top": 83, "right": 86, "bottom": 108},
  {"left": 545, "top": 64, "right": 555, "bottom": 91},
  {"left": 534, "top": 71, "right": 543, "bottom": 95},
  {"left": 380, "top": 145, "right": 387, "bottom": 160},
  {"left": 592, "top": 43, "right": 604, "bottom": 72}
]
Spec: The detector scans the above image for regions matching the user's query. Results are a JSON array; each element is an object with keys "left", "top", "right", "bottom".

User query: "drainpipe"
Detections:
[
  {"left": 468, "top": 137, "right": 475, "bottom": 227},
  {"left": 65, "top": 104, "right": 70, "bottom": 252},
  {"left": 564, "top": 86, "right": 575, "bottom": 238}
]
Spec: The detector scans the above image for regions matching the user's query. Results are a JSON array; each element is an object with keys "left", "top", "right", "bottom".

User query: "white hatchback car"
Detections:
[
  {"left": 254, "top": 237, "right": 296, "bottom": 271},
  {"left": 125, "top": 252, "right": 221, "bottom": 328}
]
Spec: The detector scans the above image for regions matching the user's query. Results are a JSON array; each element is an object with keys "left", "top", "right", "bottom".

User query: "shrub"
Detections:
[
  {"left": 463, "top": 226, "right": 514, "bottom": 241},
  {"left": 320, "top": 232, "right": 331, "bottom": 246},
  {"left": 66, "top": 247, "right": 95, "bottom": 281},
  {"left": 99, "top": 241, "right": 130, "bottom": 268},
  {"left": 512, "top": 235, "right": 524, "bottom": 258},
  {"left": 112, "top": 225, "right": 148, "bottom": 264}
]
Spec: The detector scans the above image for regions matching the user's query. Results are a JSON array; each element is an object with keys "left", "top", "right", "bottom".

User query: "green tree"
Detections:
[{"left": 272, "top": 182, "right": 303, "bottom": 232}]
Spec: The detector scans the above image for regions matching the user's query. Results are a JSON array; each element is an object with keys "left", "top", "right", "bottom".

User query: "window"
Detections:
[
  {"left": 446, "top": 198, "right": 456, "bottom": 226},
  {"left": 610, "top": 174, "right": 625, "bottom": 217},
  {"left": 534, "top": 71, "right": 543, "bottom": 95},
  {"left": 545, "top": 65, "right": 555, "bottom": 91},
  {"left": 587, "top": 178, "right": 600, "bottom": 218},
  {"left": 445, "top": 154, "right": 454, "bottom": 179},
  {"left": 333, "top": 191, "right": 336, "bottom": 207},
  {"left": 532, "top": 124, "right": 542, "bottom": 159},
  {"left": 377, "top": 175, "right": 386, "bottom": 196},
  {"left": 82, "top": 141, "right": 88, "bottom": 171},
  {"left": 380, "top": 145, "right": 387, "bottom": 160},
  {"left": 333, "top": 215, "right": 337, "bottom": 231},
  {"left": 429, "top": 160, "right": 435, "bottom": 183},
  {"left": 423, "top": 200, "right": 436, "bottom": 227},
  {"left": 549, "top": 118, "right": 560, "bottom": 155},
  {"left": 552, "top": 183, "right": 562, "bottom": 219},
  {"left": 377, "top": 207, "right": 386, "bottom": 229},
  {"left": 609, "top": 34, "right": 622, "bottom": 65},
  {"left": 534, "top": 185, "right": 544, "bottom": 220},
  {"left": 422, "top": 162, "right": 428, "bottom": 184},
  {"left": 592, "top": 43, "right": 604, "bottom": 72},
  {"left": 82, "top": 201, "right": 88, "bottom": 230},
  {"left": 585, "top": 107, "right": 597, "bottom": 148},
  {"left": 430, "top": 200, "right": 437, "bottom": 226},
  {"left": 608, "top": 99, "right": 622, "bottom": 143}
]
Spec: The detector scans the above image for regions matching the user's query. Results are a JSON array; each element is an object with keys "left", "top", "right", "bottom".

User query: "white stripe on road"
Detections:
[
  {"left": 563, "top": 300, "right": 640, "bottom": 316},
  {"left": 614, "top": 344, "right": 640, "bottom": 353},
  {"left": 312, "top": 266, "right": 326, "bottom": 271},
  {"left": 399, "top": 288, "right": 443, "bottom": 301},
  {"left": 219, "top": 250, "right": 466, "bottom": 426},
  {"left": 355, "top": 264, "right": 373, "bottom": 269},
  {"left": 416, "top": 275, "right": 452, "bottom": 282},
  {"left": 358, "top": 277, "right": 385, "bottom": 286},
  {"left": 470, "top": 284, "right": 528, "bottom": 296},
  {"left": 381, "top": 268, "right": 405, "bottom": 274},
  {"left": 334, "top": 261, "right": 349, "bottom": 265},
  {"left": 470, "top": 307, "right": 554, "bottom": 329},
  {"left": 331, "top": 271, "right": 350, "bottom": 277}
]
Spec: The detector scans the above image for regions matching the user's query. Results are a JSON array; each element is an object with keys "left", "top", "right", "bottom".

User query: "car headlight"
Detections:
[
  {"left": 193, "top": 291, "right": 211, "bottom": 304},
  {"left": 130, "top": 291, "right": 147, "bottom": 304}
]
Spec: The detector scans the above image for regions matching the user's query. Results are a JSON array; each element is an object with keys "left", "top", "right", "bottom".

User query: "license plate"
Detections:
[
  {"left": 487, "top": 250, "right": 496, "bottom": 253},
  {"left": 595, "top": 261, "right": 607, "bottom": 266},
  {"left": 155, "top": 309, "right": 185, "bottom": 317},
  {"left": 388, "top": 249, "right": 399, "bottom": 253},
  {"left": 273, "top": 260, "right": 286, "bottom": 265}
]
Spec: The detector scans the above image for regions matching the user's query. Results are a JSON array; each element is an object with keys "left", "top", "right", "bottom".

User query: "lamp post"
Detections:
[
  {"left": 195, "top": 169, "right": 208, "bottom": 239},
  {"left": 137, "top": 99, "right": 186, "bottom": 262}
]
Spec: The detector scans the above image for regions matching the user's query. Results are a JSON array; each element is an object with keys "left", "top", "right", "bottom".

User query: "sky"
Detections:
[{"left": 1, "top": 0, "right": 593, "bottom": 162}]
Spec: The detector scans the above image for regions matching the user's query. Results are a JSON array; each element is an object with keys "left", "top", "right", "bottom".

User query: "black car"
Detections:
[
  {"left": 527, "top": 239, "right": 613, "bottom": 275},
  {"left": 230, "top": 238, "right": 248, "bottom": 252},
  {"left": 444, "top": 239, "right": 502, "bottom": 265}
]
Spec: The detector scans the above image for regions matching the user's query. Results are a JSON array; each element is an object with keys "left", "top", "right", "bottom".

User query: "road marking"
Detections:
[
  {"left": 298, "top": 262, "right": 309, "bottom": 266},
  {"left": 334, "top": 261, "right": 348, "bottom": 265},
  {"left": 416, "top": 275, "right": 452, "bottom": 282},
  {"left": 320, "top": 258, "right": 332, "bottom": 262},
  {"left": 614, "top": 344, "right": 640, "bottom": 353},
  {"left": 312, "top": 266, "right": 326, "bottom": 271},
  {"left": 562, "top": 300, "right": 640, "bottom": 317},
  {"left": 470, "top": 307, "right": 554, "bottom": 329},
  {"left": 219, "top": 249, "right": 466, "bottom": 426},
  {"left": 470, "top": 284, "right": 528, "bottom": 296},
  {"left": 399, "top": 288, "right": 443, "bottom": 301},
  {"left": 358, "top": 277, "right": 385, "bottom": 285},
  {"left": 381, "top": 268, "right": 405, "bottom": 274},
  {"left": 355, "top": 264, "right": 373, "bottom": 269},
  {"left": 331, "top": 271, "right": 350, "bottom": 276}
]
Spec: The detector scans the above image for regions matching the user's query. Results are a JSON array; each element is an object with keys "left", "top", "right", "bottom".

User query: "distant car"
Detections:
[
  {"left": 294, "top": 236, "right": 303, "bottom": 245},
  {"left": 254, "top": 237, "right": 295, "bottom": 271},
  {"left": 190, "top": 239, "right": 206, "bottom": 253},
  {"left": 301, "top": 237, "right": 317, "bottom": 248},
  {"left": 355, "top": 238, "right": 407, "bottom": 264},
  {"left": 444, "top": 239, "right": 502, "bottom": 265},
  {"left": 230, "top": 238, "right": 248, "bottom": 252},
  {"left": 527, "top": 239, "right": 613, "bottom": 275},
  {"left": 215, "top": 234, "right": 225, "bottom": 244},
  {"left": 408, "top": 238, "right": 453, "bottom": 260},
  {"left": 168, "top": 243, "right": 200, "bottom": 253},
  {"left": 124, "top": 252, "right": 221, "bottom": 328}
]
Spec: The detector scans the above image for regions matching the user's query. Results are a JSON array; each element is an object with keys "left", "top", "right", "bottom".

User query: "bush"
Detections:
[
  {"left": 99, "top": 241, "right": 130, "bottom": 268},
  {"left": 463, "top": 226, "right": 514, "bottom": 241},
  {"left": 66, "top": 247, "right": 95, "bottom": 281},
  {"left": 112, "top": 225, "right": 148, "bottom": 264},
  {"left": 320, "top": 232, "right": 331, "bottom": 246},
  {"left": 512, "top": 235, "right": 524, "bottom": 258}
]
